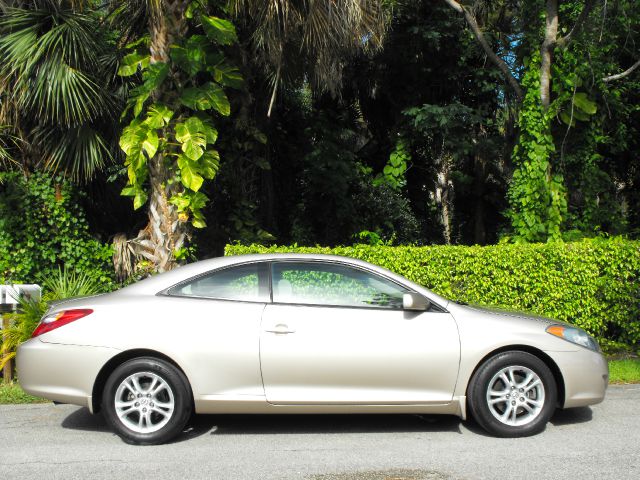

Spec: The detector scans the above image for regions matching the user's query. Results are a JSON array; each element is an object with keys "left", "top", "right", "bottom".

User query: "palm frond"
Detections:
[
  {"left": 233, "top": 0, "right": 389, "bottom": 97},
  {"left": 0, "top": 1, "right": 123, "bottom": 182},
  {"left": 0, "top": 3, "right": 114, "bottom": 126},
  {"left": 32, "top": 123, "right": 114, "bottom": 182},
  {"left": 43, "top": 266, "right": 106, "bottom": 300},
  {"left": 0, "top": 125, "right": 20, "bottom": 169}
]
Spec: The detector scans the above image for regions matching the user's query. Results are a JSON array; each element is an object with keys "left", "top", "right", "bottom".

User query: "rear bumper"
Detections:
[
  {"left": 16, "top": 338, "right": 119, "bottom": 412},
  {"left": 546, "top": 348, "right": 609, "bottom": 408}
]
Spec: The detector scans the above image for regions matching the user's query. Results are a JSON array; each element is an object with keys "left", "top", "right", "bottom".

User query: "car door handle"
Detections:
[{"left": 264, "top": 323, "right": 296, "bottom": 334}]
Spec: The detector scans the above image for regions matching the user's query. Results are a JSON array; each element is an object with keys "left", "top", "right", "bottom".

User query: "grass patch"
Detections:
[
  {"left": 608, "top": 359, "right": 640, "bottom": 384},
  {"left": 0, "top": 382, "right": 48, "bottom": 404}
]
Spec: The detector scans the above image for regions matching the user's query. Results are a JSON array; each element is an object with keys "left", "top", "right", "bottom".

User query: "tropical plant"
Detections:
[
  {"left": 113, "top": 1, "right": 242, "bottom": 274},
  {"left": 232, "top": 0, "right": 389, "bottom": 115},
  {"left": 0, "top": 267, "right": 107, "bottom": 373},
  {"left": 0, "top": 0, "right": 122, "bottom": 182}
]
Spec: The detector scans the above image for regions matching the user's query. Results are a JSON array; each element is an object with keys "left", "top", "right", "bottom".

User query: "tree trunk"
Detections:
[
  {"left": 473, "top": 152, "right": 486, "bottom": 245},
  {"left": 130, "top": 0, "right": 190, "bottom": 273},
  {"left": 540, "top": 0, "right": 559, "bottom": 109},
  {"left": 434, "top": 151, "right": 454, "bottom": 245}
]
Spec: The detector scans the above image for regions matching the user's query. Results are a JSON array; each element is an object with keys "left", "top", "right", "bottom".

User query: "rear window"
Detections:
[{"left": 166, "top": 263, "right": 268, "bottom": 302}]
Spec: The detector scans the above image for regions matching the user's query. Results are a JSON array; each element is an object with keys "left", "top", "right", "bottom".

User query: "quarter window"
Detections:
[
  {"left": 167, "top": 263, "right": 268, "bottom": 302},
  {"left": 271, "top": 262, "right": 410, "bottom": 309}
]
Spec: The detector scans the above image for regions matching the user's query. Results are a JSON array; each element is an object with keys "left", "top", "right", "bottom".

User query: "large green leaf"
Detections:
[
  {"left": 175, "top": 117, "right": 207, "bottom": 160},
  {"left": 118, "top": 52, "right": 149, "bottom": 76},
  {"left": 143, "top": 62, "right": 169, "bottom": 90},
  {"left": 144, "top": 104, "right": 173, "bottom": 129},
  {"left": 200, "top": 120, "right": 218, "bottom": 144},
  {"left": 119, "top": 121, "right": 146, "bottom": 156},
  {"left": 573, "top": 92, "right": 597, "bottom": 115},
  {"left": 133, "top": 190, "right": 148, "bottom": 210},
  {"left": 180, "top": 82, "right": 230, "bottom": 115},
  {"left": 201, "top": 16, "right": 238, "bottom": 45},
  {"left": 177, "top": 154, "right": 204, "bottom": 191},
  {"left": 121, "top": 185, "right": 147, "bottom": 210},
  {"left": 201, "top": 150, "right": 220, "bottom": 179},
  {"left": 171, "top": 43, "right": 205, "bottom": 77},
  {"left": 211, "top": 63, "right": 244, "bottom": 89},
  {"left": 142, "top": 129, "right": 158, "bottom": 158}
]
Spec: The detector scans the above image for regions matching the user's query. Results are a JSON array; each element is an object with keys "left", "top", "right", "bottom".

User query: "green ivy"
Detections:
[
  {"left": 226, "top": 239, "right": 640, "bottom": 345},
  {"left": 118, "top": 7, "right": 241, "bottom": 228},
  {"left": 374, "top": 137, "right": 410, "bottom": 191},
  {"left": 507, "top": 53, "right": 567, "bottom": 242},
  {"left": 0, "top": 172, "right": 114, "bottom": 285}
]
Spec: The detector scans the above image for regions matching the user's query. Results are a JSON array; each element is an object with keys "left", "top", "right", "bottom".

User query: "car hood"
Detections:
[{"left": 448, "top": 302, "right": 567, "bottom": 327}]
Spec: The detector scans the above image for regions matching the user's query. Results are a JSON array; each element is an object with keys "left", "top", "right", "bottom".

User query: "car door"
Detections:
[
  {"left": 160, "top": 262, "right": 269, "bottom": 397},
  {"left": 259, "top": 261, "right": 460, "bottom": 405}
]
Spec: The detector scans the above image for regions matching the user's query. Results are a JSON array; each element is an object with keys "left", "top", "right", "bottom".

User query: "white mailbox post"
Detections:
[{"left": 1, "top": 284, "right": 42, "bottom": 383}]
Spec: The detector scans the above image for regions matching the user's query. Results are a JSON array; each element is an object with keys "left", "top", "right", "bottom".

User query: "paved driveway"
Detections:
[{"left": 1, "top": 385, "right": 639, "bottom": 480}]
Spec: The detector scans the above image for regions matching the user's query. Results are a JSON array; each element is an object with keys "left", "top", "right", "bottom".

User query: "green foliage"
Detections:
[
  {"left": 0, "top": 172, "right": 114, "bottom": 285},
  {"left": 118, "top": 6, "right": 239, "bottom": 228},
  {"left": 374, "top": 137, "right": 409, "bottom": 191},
  {"left": 507, "top": 54, "right": 567, "bottom": 242},
  {"left": 0, "top": 265, "right": 109, "bottom": 372},
  {"left": 0, "top": 1, "right": 122, "bottom": 182},
  {"left": 226, "top": 239, "right": 640, "bottom": 345}
]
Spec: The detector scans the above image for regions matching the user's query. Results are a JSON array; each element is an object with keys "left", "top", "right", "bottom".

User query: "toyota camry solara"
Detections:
[{"left": 17, "top": 254, "right": 608, "bottom": 444}]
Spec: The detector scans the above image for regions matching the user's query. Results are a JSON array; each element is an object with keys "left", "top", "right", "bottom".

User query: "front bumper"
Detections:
[
  {"left": 546, "top": 348, "right": 609, "bottom": 408},
  {"left": 16, "top": 338, "right": 119, "bottom": 412}
]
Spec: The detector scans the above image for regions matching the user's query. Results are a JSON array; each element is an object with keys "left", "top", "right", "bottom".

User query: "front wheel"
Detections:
[
  {"left": 468, "top": 351, "right": 557, "bottom": 437},
  {"left": 102, "top": 357, "right": 192, "bottom": 445}
]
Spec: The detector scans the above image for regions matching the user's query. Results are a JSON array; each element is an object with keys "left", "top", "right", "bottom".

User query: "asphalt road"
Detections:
[{"left": 1, "top": 385, "right": 639, "bottom": 480}]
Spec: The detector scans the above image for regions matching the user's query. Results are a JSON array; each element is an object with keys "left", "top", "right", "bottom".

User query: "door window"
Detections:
[{"left": 271, "top": 262, "right": 409, "bottom": 309}]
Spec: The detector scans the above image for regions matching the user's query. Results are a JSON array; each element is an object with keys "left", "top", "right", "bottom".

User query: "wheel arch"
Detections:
[
  {"left": 466, "top": 345, "right": 566, "bottom": 409},
  {"left": 91, "top": 349, "right": 192, "bottom": 414}
]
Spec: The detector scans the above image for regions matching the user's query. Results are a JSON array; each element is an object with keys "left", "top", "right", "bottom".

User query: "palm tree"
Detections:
[
  {"left": 0, "top": 0, "right": 123, "bottom": 182},
  {"left": 232, "top": 0, "right": 390, "bottom": 115}
]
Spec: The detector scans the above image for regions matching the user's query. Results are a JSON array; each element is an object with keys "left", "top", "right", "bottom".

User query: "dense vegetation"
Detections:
[{"left": 0, "top": 1, "right": 638, "bottom": 347}]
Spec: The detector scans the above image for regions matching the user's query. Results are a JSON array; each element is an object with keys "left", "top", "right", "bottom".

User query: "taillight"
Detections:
[{"left": 32, "top": 309, "right": 93, "bottom": 338}]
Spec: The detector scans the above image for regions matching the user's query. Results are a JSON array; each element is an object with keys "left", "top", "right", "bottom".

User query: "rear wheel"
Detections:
[
  {"left": 468, "top": 351, "right": 557, "bottom": 437},
  {"left": 102, "top": 357, "right": 192, "bottom": 445}
]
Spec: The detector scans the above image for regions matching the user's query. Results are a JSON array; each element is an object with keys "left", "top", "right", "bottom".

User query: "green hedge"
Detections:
[{"left": 225, "top": 239, "right": 640, "bottom": 345}]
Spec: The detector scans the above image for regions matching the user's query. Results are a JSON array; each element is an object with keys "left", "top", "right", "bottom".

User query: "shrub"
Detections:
[
  {"left": 0, "top": 172, "right": 114, "bottom": 286},
  {"left": 225, "top": 239, "right": 640, "bottom": 344}
]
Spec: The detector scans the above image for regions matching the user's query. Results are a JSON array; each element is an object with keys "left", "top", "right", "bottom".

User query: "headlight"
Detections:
[{"left": 546, "top": 325, "right": 600, "bottom": 351}]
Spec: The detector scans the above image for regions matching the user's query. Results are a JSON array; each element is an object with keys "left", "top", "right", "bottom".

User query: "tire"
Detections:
[
  {"left": 467, "top": 351, "right": 557, "bottom": 437},
  {"left": 102, "top": 357, "right": 192, "bottom": 445}
]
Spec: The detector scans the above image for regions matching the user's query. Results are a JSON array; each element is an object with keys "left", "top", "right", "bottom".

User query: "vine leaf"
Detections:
[
  {"left": 175, "top": 117, "right": 207, "bottom": 160},
  {"left": 177, "top": 154, "right": 204, "bottom": 191},
  {"left": 201, "top": 16, "right": 238, "bottom": 45},
  {"left": 180, "top": 82, "right": 230, "bottom": 115},
  {"left": 573, "top": 92, "right": 597, "bottom": 115},
  {"left": 118, "top": 52, "right": 150, "bottom": 77}
]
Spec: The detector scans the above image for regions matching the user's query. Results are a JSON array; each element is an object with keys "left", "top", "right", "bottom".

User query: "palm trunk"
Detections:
[
  {"left": 131, "top": 0, "right": 189, "bottom": 273},
  {"left": 540, "top": 0, "right": 558, "bottom": 109}
]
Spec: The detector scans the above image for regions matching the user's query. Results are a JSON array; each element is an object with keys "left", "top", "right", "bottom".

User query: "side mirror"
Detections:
[{"left": 403, "top": 293, "right": 430, "bottom": 311}]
